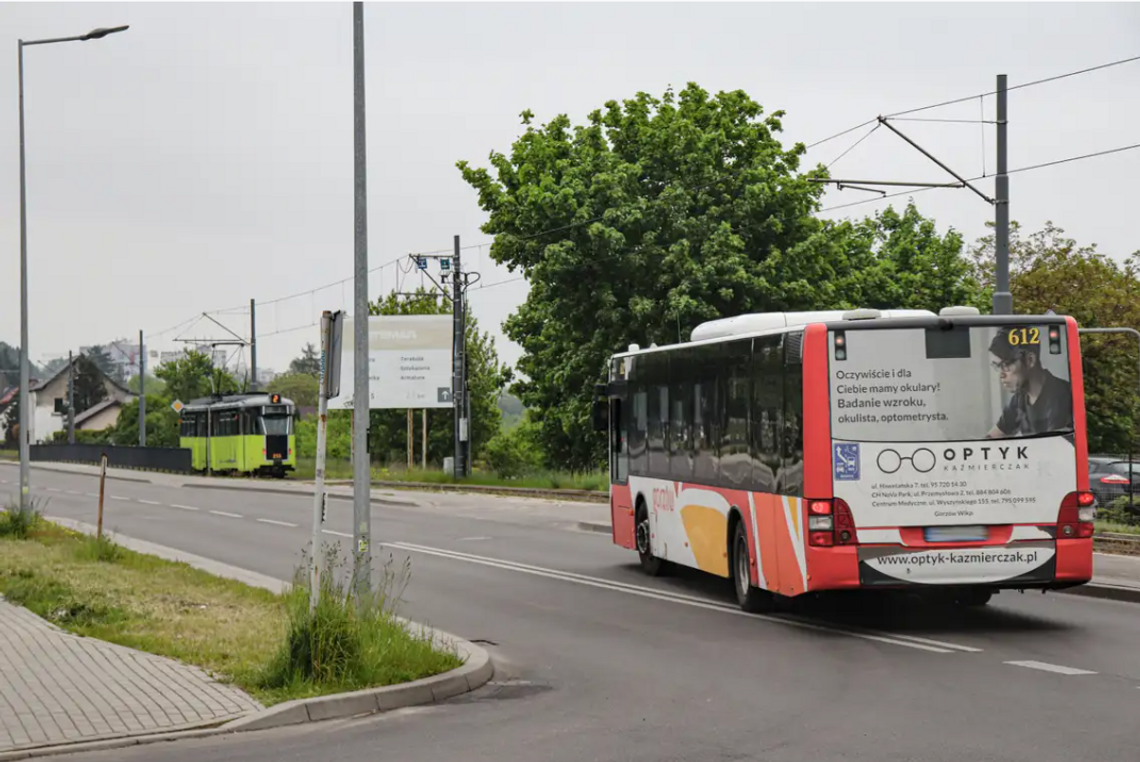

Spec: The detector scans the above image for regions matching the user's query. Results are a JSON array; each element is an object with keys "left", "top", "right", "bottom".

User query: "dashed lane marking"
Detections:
[
  {"left": 171, "top": 504, "right": 199, "bottom": 512},
  {"left": 110, "top": 496, "right": 131, "bottom": 502},
  {"left": 1004, "top": 660, "right": 1097, "bottom": 676},
  {"left": 257, "top": 518, "right": 298, "bottom": 528},
  {"left": 459, "top": 536, "right": 492, "bottom": 541},
  {"left": 322, "top": 529, "right": 352, "bottom": 538},
  {"left": 138, "top": 499, "right": 161, "bottom": 506},
  {"left": 209, "top": 510, "right": 243, "bottom": 519}
]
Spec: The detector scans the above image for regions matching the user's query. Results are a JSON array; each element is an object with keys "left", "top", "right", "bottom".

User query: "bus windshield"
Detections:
[{"left": 830, "top": 323, "right": 1074, "bottom": 443}]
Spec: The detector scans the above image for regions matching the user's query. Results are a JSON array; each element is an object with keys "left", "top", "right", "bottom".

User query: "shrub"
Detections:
[
  {"left": 484, "top": 417, "right": 543, "bottom": 479},
  {"left": 0, "top": 497, "right": 43, "bottom": 539}
]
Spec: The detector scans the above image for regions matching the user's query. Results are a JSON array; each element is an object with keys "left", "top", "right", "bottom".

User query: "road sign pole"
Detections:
[
  {"left": 310, "top": 311, "right": 333, "bottom": 612},
  {"left": 452, "top": 235, "right": 465, "bottom": 478},
  {"left": 138, "top": 330, "right": 146, "bottom": 447}
]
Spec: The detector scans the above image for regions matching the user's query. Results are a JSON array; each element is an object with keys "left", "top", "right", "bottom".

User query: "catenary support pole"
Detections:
[
  {"left": 250, "top": 298, "right": 257, "bottom": 392},
  {"left": 453, "top": 235, "right": 465, "bottom": 477},
  {"left": 351, "top": 0, "right": 372, "bottom": 601},
  {"left": 993, "top": 74, "right": 1011, "bottom": 315},
  {"left": 138, "top": 330, "right": 146, "bottom": 446}
]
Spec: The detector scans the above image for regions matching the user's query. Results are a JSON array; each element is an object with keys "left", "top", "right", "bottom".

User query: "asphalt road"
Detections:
[{"left": 6, "top": 464, "right": 1140, "bottom": 762}]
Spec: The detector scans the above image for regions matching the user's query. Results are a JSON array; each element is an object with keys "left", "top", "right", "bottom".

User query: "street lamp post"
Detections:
[{"left": 17, "top": 25, "right": 128, "bottom": 510}]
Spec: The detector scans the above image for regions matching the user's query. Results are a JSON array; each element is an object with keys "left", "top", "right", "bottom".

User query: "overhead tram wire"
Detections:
[
  {"left": 805, "top": 52, "right": 1140, "bottom": 152},
  {"left": 817, "top": 141, "right": 1140, "bottom": 214}
]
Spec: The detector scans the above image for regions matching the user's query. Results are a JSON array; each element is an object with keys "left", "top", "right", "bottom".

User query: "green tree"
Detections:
[
  {"left": 73, "top": 355, "right": 108, "bottom": 414},
  {"left": 109, "top": 395, "right": 181, "bottom": 448},
  {"left": 289, "top": 343, "right": 321, "bottom": 376},
  {"left": 364, "top": 287, "right": 511, "bottom": 466},
  {"left": 970, "top": 221, "right": 1140, "bottom": 456},
  {"left": 155, "top": 350, "right": 237, "bottom": 403},
  {"left": 268, "top": 372, "right": 319, "bottom": 408},
  {"left": 127, "top": 374, "right": 167, "bottom": 396},
  {"left": 458, "top": 83, "right": 977, "bottom": 468},
  {"left": 85, "top": 345, "right": 124, "bottom": 385},
  {"left": 3, "top": 394, "right": 20, "bottom": 447}
]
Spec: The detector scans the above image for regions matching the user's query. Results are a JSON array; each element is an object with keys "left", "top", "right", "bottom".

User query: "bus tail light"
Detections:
[
  {"left": 808, "top": 500, "right": 833, "bottom": 546},
  {"left": 1058, "top": 492, "right": 1096, "bottom": 539},
  {"left": 807, "top": 500, "right": 858, "bottom": 546},
  {"left": 833, "top": 498, "right": 857, "bottom": 545}
]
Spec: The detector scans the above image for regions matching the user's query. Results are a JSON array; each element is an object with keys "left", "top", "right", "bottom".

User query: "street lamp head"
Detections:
[{"left": 82, "top": 25, "right": 129, "bottom": 41}]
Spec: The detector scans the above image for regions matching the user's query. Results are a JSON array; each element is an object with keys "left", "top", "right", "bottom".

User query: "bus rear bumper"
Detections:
[{"left": 804, "top": 539, "right": 1093, "bottom": 593}]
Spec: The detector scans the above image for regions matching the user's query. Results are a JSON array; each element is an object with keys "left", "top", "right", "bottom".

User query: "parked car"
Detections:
[{"left": 1088, "top": 456, "right": 1140, "bottom": 508}]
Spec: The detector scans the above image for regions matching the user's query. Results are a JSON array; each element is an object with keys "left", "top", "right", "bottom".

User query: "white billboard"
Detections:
[{"left": 327, "top": 314, "right": 454, "bottom": 410}]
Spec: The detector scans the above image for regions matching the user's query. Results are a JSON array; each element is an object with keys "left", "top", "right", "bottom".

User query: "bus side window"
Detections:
[
  {"left": 781, "top": 331, "right": 804, "bottom": 497},
  {"left": 692, "top": 343, "right": 719, "bottom": 485},
  {"left": 721, "top": 339, "right": 751, "bottom": 490},
  {"left": 750, "top": 335, "right": 783, "bottom": 493},
  {"left": 669, "top": 347, "right": 692, "bottom": 483}
]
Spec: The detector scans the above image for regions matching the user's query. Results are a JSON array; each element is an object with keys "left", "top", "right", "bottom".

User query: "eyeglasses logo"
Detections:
[{"left": 876, "top": 447, "right": 936, "bottom": 474}]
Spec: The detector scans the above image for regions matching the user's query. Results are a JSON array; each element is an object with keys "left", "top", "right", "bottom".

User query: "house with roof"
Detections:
[{"left": 0, "top": 356, "right": 136, "bottom": 444}]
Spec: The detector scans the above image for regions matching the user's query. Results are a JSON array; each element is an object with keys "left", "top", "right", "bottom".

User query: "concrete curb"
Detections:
[
  {"left": 3, "top": 519, "right": 495, "bottom": 761},
  {"left": 179, "top": 481, "right": 418, "bottom": 507},
  {"left": 577, "top": 520, "right": 613, "bottom": 535},
  {"left": 0, "top": 460, "right": 150, "bottom": 483},
  {"left": 1057, "top": 581, "right": 1140, "bottom": 605},
  {"left": 329, "top": 478, "right": 609, "bottom": 504}
]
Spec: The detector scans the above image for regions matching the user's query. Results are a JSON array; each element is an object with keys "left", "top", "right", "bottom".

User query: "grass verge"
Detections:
[
  {"left": 0, "top": 519, "right": 462, "bottom": 705},
  {"left": 291, "top": 458, "right": 607, "bottom": 492},
  {"left": 1096, "top": 519, "right": 1140, "bottom": 536}
]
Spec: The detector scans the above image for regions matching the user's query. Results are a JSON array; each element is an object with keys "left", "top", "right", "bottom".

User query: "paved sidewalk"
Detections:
[{"left": 0, "top": 597, "right": 261, "bottom": 753}]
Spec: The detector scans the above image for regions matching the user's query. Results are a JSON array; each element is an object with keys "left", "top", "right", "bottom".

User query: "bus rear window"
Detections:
[{"left": 830, "top": 323, "right": 1073, "bottom": 442}]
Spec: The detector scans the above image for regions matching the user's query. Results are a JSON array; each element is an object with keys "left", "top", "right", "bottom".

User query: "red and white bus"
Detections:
[{"left": 596, "top": 306, "right": 1094, "bottom": 611}]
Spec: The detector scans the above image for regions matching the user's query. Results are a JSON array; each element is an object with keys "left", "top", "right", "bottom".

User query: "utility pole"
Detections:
[
  {"left": 351, "top": 0, "right": 372, "bottom": 601},
  {"left": 250, "top": 298, "right": 257, "bottom": 392},
  {"left": 993, "top": 74, "right": 1011, "bottom": 315},
  {"left": 452, "top": 235, "right": 466, "bottom": 478},
  {"left": 138, "top": 330, "right": 146, "bottom": 446},
  {"left": 67, "top": 351, "right": 75, "bottom": 445}
]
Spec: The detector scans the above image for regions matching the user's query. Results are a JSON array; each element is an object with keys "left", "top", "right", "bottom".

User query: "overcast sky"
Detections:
[{"left": 2, "top": 2, "right": 1138, "bottom": 380}]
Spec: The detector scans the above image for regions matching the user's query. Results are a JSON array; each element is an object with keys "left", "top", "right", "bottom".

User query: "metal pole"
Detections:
[
  {"left": 138, "top": 330, "right": 146, "bottom": 446},
  {"left": 993, "top": 74, "right": 1011, "bottom": 315},
  {"left": 67, "top": 350, "right": 75, "bottom": 444},
  {"left": 453, "top": 235, "right": 465, "bottom": 477},
  {"left": 351, "top": 0, "right": 372, "bottom": 601},
  {"left": 407, "top": 408, "right": 413, "bottom": 470},
  {"left": 250, "top": 298, "right": 257, "bottom": 392},
  {"left": 310, "top": 311, "right": 332, "bottom": 612},
  {"left": 421, "top": 408, "right": 427, "bottom": 470},
  {"left": 18, "top": 41, "right": 31, "bottom": 510}
]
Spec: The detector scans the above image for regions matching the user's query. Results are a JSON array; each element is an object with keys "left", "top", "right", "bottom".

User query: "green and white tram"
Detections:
[{"left": 178, "top": 393, "right": 297, "bottom": 477}]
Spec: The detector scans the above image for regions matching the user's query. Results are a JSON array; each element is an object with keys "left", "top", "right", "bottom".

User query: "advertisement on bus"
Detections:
[{"left": 829, "top": 324, "right": 1077, "bottom": 530}]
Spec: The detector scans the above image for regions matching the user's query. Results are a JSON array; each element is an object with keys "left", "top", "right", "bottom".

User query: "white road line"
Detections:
[
  {"left": 257, "top": 518, "right": 298, "bottom": 528},
  {"left": 46, "top": 487, "right": 60, "bottom": 492},
  {"left": 209, "top": 510, "right": 243, "bottom": 519},
  {"left": 65, "top": 490, "right": 81, "bottom": 495},
  {"left": 110, "top": 495, "right": 131, "bottom": 502},
  {"left": 1004, "top": 660, "right": 1097, "bottom": 676},
  {"left": 137, "top": 499, "right": 161, "bottom": 506},
  {"left": 388, "top": 541, "right": 957, "bottom": 655},
  {"left": 322, "top": 529, "right": 352, "bottom": 538},
  {"left": 171, "top": 504, "right": 199, "bottom": 512},
  {"left": 459, "top": 536, "right": 492, "bottom": 541}
]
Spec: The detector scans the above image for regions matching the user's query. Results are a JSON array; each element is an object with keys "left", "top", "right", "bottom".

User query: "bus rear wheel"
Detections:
[
  {"left": 635, "top": 504, "right": 668, "bottom": 576},
  {"left": 732, "top": 521, "right": 774, "bottom": 613}
]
